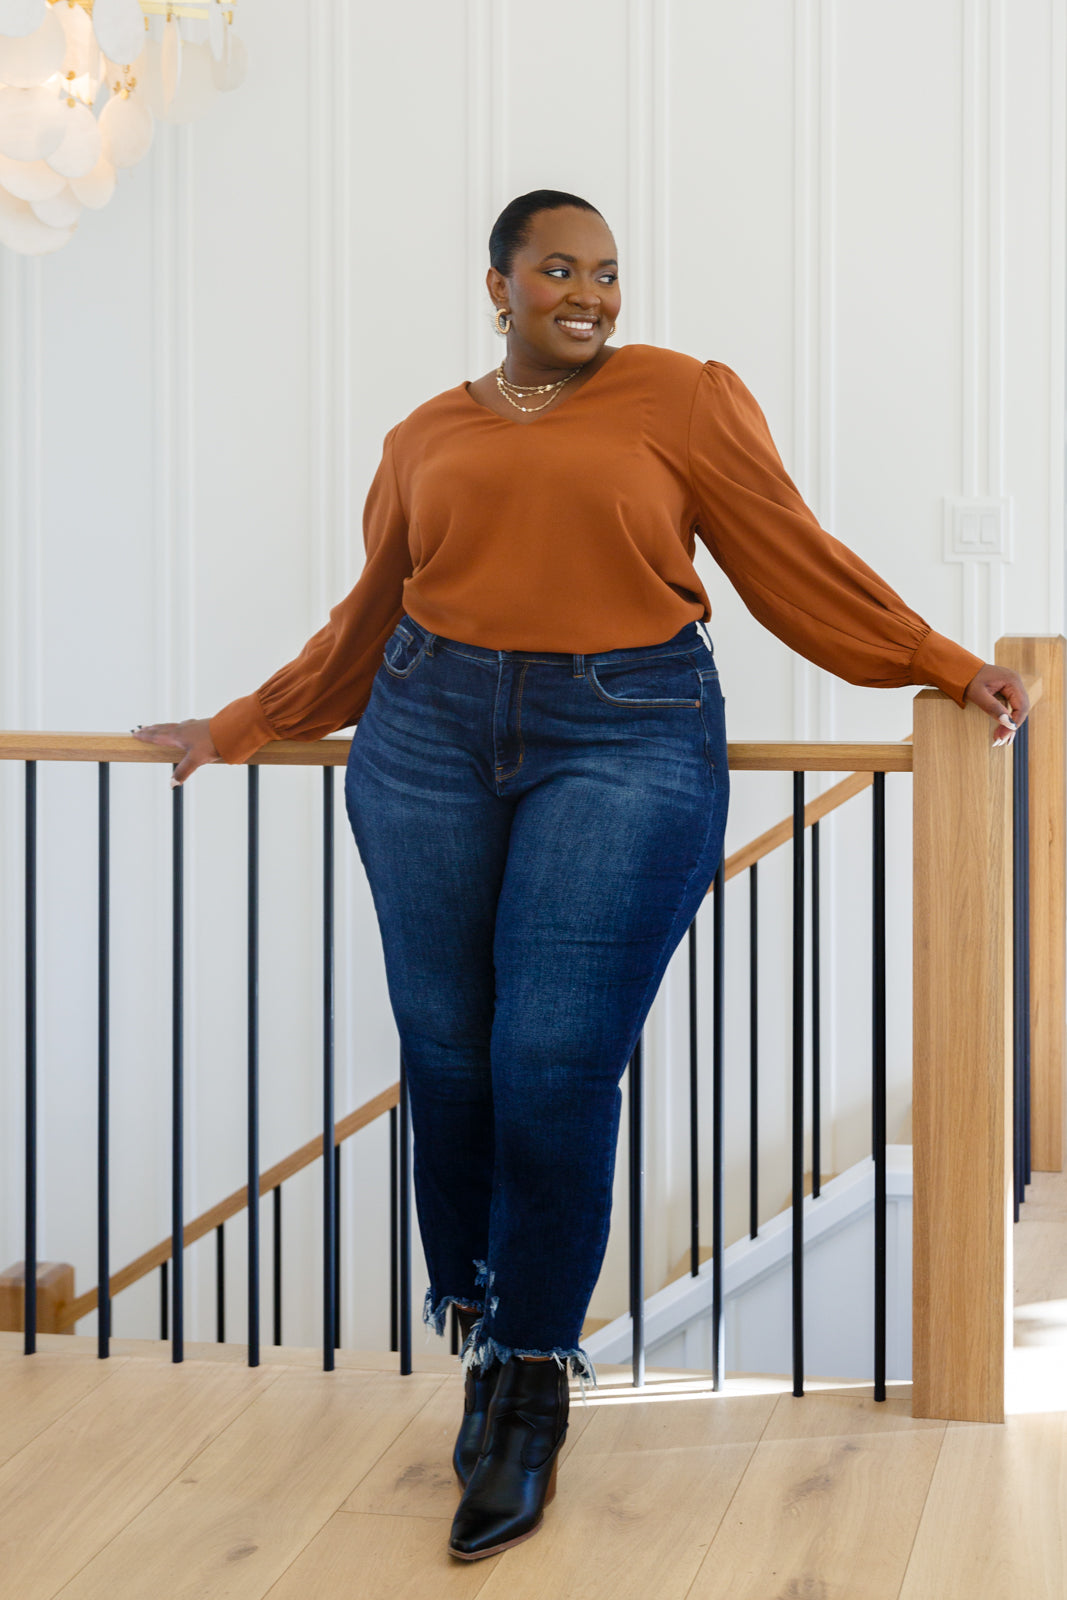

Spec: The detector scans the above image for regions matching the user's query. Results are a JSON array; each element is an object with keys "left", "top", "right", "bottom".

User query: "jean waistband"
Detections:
[{"left": 401, "top": 614, "right": 712, "bottom": 669}]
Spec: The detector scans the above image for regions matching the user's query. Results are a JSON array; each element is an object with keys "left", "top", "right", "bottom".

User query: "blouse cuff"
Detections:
[
  {"left": 209, "top": 693, "right": 278, "bottom": 765},
  {"left": 909, "top": 630, "right": 985, "bottom": 708}
]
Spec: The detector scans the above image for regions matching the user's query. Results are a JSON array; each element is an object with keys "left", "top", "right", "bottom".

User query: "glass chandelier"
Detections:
[{"left": 0, "top": 0, "right": 245, "bottom": 255}]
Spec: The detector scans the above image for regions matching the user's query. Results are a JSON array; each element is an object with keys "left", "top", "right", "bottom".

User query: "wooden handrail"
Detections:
[
  {"left": 0, "top": 730, "right": 916, "bottom": 772},
  {"left": 717, "top": 679, "right": 1042, "bottom": 881},
  {"left": 0, "top": 732, "right": 355, "bottom": 766},
  {"left": 58, "top": 1081, "right": 399, "bottom": 1330}
]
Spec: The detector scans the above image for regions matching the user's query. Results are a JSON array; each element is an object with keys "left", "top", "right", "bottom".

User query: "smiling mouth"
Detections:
[{"left": 556, "top": 318, "right": 599, "bottom": 336}]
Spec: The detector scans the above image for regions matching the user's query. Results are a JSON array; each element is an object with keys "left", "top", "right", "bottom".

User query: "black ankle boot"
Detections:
[
  {"left": 452, "top": 1306, "right": 498, "bottom": 1488},
  {"left": 449, "top": 1356, "right": 570, "bottom": 1560}
]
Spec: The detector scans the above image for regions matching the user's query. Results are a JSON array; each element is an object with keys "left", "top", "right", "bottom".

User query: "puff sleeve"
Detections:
[
  {"left": 210, "top": 425, "right": 413, "bottom": 764},
  {"left": 686, "top": 362, "right": 983, "bottom": 705}
]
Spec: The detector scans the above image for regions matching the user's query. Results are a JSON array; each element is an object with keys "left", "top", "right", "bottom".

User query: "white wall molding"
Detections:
[
  {"left": 23, "top": 261, "right": 43, "bottom": 732},
  {"left": 465, "top": 0, "right": 496, "bottom": 380},
  {"left": 790, "top": 0, "right": 839, "bottom": 1181},
  {"left": 1048, "top": 0, "right": 1066, "bottom": 634},
  {"left": 0, "top": 249, "right": 27, "bottom": 1261},
  {"left": 791, "top": 0, "right": 837, "bottom": 746},
  {"left": 151, "top": 121, "right": 199, "bottom": 1330},
  {"left": 625, "top": 0, "right": 668, "bottom": 350},
  {"left": 308, "top": 0, "right": 333, "bottom": 616},
  {"left": 954, "top": 0, "right": 1008, "bottom": 660}
]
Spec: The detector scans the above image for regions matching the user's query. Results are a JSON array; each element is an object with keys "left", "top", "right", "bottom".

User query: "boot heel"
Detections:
[{"left": 544, "top": 1456, "right": 559, "bottom": 1505}]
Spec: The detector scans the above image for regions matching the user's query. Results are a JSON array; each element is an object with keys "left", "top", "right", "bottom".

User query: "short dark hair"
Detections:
[{"left": 489, "top": 190, "right": 605, "bottom": 276}]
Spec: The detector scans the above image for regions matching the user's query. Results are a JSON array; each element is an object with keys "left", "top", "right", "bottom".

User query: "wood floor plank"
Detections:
[
  {"left": 105, "top": 1337, "right": 459, "bottom": 1375},
  {"left": 0, "top": 1330, "right": 459, "bottom": 1374},
  {"left": 1014, "top": 1217, "right": 1067, "bottom": 1308},
  {"left": 574, "top": 1387, "right": 776, "bottom": 1450},
  {"left": 264, "top": 1511, "right": 491, "bottom": 1599},
  {"left": 345, "top": 1372, "right": 598, "bottom": 1521},
  {"left": 760, "top": 1385, "right": 944, "bottom": 1441},
  {"left": 684, "top": 1425, "right": 945, "bottom": 1600},
  {"left": 0, "top": 1351, "right": 127, "bottom": 1466},
  {"left": 0, "top": 1359, "right": 280, "bottom": 1600},
  {"left": 476, "top": 1444, "right": 758, "bottom": 1599},
  {"left": 473, "top": 1391, "right": 777, "bottom": 1600},
  {"left": 899, "top": 1413, "right": 1067, "bottom": 1600},
  {"left": 53, "top": 1367, "right": 444, "bottom": 1600}
]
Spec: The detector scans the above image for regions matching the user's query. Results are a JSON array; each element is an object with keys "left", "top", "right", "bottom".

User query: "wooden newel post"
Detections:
[
  {"left": 995, "top": 635, "right": 1067, "bottom": 1173},
  {"left": 0, "top": 1261, "right": 75, "bottom": 1334},
  {"left": 912, "top": 688, "right": 1012, "bottom": 1423}
]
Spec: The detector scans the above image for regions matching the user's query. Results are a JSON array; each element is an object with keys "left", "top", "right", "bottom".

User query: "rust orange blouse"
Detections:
[{"left": 210, "top": 344, "right": 983, "bottom": 764}]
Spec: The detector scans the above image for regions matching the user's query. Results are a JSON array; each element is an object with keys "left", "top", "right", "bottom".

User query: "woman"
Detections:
[{"left": 134, "top": 189, "right": 1028, "bottom": 1561}]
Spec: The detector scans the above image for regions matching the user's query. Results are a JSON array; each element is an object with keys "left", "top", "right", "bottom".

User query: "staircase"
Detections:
[{"left": 587, "top": 1148, "right": 913, "bottom": 1381}]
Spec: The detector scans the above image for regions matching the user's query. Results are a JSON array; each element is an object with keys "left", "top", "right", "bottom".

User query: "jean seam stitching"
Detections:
[
  {"left": 586, "top": 661, "right": 700, "bottom": 710},
  {"left": 496, "top": 662, "right": 528, "bottom": 781},
  {"left": 697, "top": 674, "right": 720, "bottom": 774},
  {"left": 383, "top": 646, "right": 426, "bottom": 680}
]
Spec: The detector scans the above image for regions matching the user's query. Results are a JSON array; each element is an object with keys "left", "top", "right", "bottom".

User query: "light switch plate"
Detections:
[{"left": 942, "top": 496, "right": 1013, "bottom": 562}]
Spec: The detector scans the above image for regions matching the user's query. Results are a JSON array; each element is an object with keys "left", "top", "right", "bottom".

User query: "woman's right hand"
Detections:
[{"left": 131, "top": 718, "right": 221, "bottom": 786}]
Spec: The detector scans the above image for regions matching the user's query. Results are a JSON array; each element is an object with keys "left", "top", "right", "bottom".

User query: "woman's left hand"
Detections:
[{"left": 963, "top": 664, "right": 1030, "bottom": 747}]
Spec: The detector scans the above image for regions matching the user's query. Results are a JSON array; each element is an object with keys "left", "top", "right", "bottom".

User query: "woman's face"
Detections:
[{"left": 488, "top": 206, "right": 622, "bottom": 371}]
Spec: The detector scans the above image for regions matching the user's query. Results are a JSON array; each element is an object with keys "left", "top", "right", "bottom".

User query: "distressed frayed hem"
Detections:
[
  {"left": 421, "top": 1288, "right": 484, "bottom": 1339},
  {"left": 460, "top": 1333, "right": 597, "bottom": 1396}
]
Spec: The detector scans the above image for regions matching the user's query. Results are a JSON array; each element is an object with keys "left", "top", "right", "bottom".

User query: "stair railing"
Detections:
[{"left": 1, "top": 634, "right": 1062, "bottom": 1424}]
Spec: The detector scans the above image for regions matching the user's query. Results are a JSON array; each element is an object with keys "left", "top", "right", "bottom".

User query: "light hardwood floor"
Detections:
[{"left": 2, "top": 1170, "right": 1065, "bottom": 1600}]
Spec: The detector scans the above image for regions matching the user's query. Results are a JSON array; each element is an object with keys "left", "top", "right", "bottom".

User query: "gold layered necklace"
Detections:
[{"left": 495, "top": 359, "right": 582, "bottom": 414}]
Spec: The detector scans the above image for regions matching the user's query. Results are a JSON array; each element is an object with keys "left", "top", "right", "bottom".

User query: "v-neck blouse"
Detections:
[{"left": 210, "top": 343, "right": 983, "bottom": 763}]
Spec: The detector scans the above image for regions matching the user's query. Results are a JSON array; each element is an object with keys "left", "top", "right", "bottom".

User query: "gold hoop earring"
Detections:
[
  {"left": 608, "top": 322, "right": 617, "bottom": 336},
  {"left": 495, "top": 308, "right": 512, "bottom": 336}
]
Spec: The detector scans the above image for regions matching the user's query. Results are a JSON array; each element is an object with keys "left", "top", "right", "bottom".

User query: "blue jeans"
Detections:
[{"left": 344, "top": 615, "right": 729, "bottom": 1382}]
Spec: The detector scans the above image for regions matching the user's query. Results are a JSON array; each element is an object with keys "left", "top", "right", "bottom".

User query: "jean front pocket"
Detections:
[
  {"left": 587, "top": 654, "right": 702, "bottom": 709},
  {"left": 383, "top": 620, "right": 427, "bottom": 680}
]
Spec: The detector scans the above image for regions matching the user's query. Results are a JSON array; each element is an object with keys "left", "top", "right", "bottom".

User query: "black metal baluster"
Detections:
[
  {"left": 872, "top": 773, "right": 887, "bottom": 1402},
  {"left": 711, "top": 858, "right": 725, "bottom": 1390},
  {"left": 749, "top": 862, "right": 759, "bottom": 1240},
  {"left": 1013, "top": 781, "right": 1023, "bottom": 1223},
  {"left": 629, "top": 1033, "right": 645, "bottom": 1388},
  {"left": 322, "top": 767, "right": 336, "bottom": 1371},
  {"left": 1022, "top": 720, "right": 1032, "bottom": 1191},
  {"left": 1013, "top": 732, "right": 1021, "bottom": 1218},
  {"left": 247, "top": 764, "right": 260, "bottom": 1366},
  {"left": 389, "top": 1105, "right": 399, "bottom": 1353},
  {"left": 24, "top": 761, "right": 37, "bottom": 1355},
  {"left": 791, "top": 772, "right": 805, "bottom": 1398},
  {"left": 688, "top": 919, "right": 699, "bottom": 1277},
  {"left": 216, "top": 1222, "right": 225, "bottom": 1343},
  {"left": 334, "top": 1142, "right": 342, "bottom": 1350},
  {"left": 272, "top": 1185, "right": 282, "bottom": 1346},
  {"left": 1012, "top": 723, "right": 1033, "bottom": 1217},
  {"left": 97, "top": 762, "right": 110, "bottom": 1358},
  {"left": 160, "top": 1260, "right": 168, "bottom": 1339},
  {"left": 811, "top": 819, "right": 822, "bottom": 1200},
  {"left": 171, "top": 776, "right": 184, "bottom": 1363},
  {"left": 398, "top": 1053, "right": 412, "bottom": 1375}
]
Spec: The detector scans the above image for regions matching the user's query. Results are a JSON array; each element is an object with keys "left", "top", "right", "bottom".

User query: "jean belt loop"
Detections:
[
  {"left": 572, "top": 653, "right": 585, "bottom": 678},
  {"left": 425, "top": 631, "right": 437, "bottom": 657},
  {"left": 697, "top": 620, "right": 713, "bottom": 653}
]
